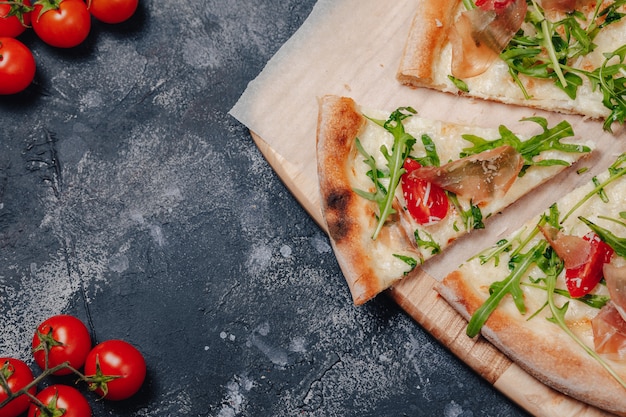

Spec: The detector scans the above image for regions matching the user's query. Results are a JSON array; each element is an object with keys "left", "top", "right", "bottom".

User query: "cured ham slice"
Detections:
[
  {"left": 539, "top": 225, "right": 591, "bottom": 270},
  {"left": 450, "top": 0, "right": 527, "bottom": 78},
  {"left": 408, "top": 145, "right": 524, "bottom": 205},
  {"left": 593, "top": 302, "right": 626, "bottom": 360}
]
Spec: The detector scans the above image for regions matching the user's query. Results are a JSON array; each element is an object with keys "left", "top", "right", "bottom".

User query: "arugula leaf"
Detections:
[
  {"left": 447, "top": 193, "right": 485, "bottom": 231},
  {"left": 523, "top": 280, "right": 609, "bottom": 309},
  {"left": 579, "top": 216, "right": 626, "bottom": 258},
  {"left": 561, "top": 153, "right": 626, "bottom": 223},
  {"left": 414, "top": 134, "right": 440, "bottom": 167},
  {"left": 448, "top": 75, "right": 469, "bottom": 93},
  {"left": 466, "top": 241, "right": 546, "bottom": 338},
  {"left": 414, "top": 229, "right": 441, "bottom": 256},
  {"left": 393, "top": 254, "right": 419, "bottom": 273},
  {"left": 460, "top": 118, "right": 589, "bottom": 171},
  {"left": 589, "top": 45, "right": 626, "bottom": 132},
  {"left": 353, "top": 138, "right": 387, "bottom": 202},
  {"left": 365, "top": 108, "right": 418, "bottom": 240}
]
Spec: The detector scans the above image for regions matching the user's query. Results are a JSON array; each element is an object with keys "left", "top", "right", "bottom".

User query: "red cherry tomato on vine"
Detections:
[
  {"left": 32, "top": 0, "right": 91, "bottom": 48},
  {"left": 88, "top": 0, "right": 138, "bottom": 24},
  {"left": 0, "top": 37, "right": 35, "bottom": 95},
  {"left": 32, "top": 315, "right": 92, "bottom": 375},
  {"left": 0, "top": 358, "right": 36, "bottom": 417},
  {"left": 84, "top": 340, "right": 146, "bottom": 401},
  {"left": 28, "top": 385, "right": 91, "bottom": 417},
  {"left": 0, "top": 0, "right": 31, "bottom": 38},
  {"left": 401, "top": 158, "right": 449, "bottom": 224}
]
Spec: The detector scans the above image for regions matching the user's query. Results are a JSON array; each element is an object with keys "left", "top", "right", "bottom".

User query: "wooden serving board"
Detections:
[
  {"left": 251, "top": 132, "right": 612, "bottom": 417},
  {"left": 231, "top": 1, "right": 626, "bottom": 414},
  {"left": 251, "top": 131, "right": 615, "bottom": 417}
]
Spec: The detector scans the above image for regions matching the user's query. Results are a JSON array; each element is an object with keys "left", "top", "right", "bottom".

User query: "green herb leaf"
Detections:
[
  {"left": 461, "top": 118, "right": 589, "bottom": 171},
  {"left": 579, "top": 216, "right": 626, "bottom": 258},
  {"left": 365, "top": 108, "right": 418, "bottom": 240},
  {"left": 414, "top": 229, "right": 441, "bottom": 256},
  {"left": 393, "top": 254, "right": 419, "bottom": 274},
  {"left": 466, "top": 241, "right": 546, "bottom": 338}
]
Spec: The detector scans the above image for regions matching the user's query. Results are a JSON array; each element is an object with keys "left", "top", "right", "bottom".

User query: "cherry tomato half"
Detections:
[
  {"left": 0, "top": 358, "right": 36, "bottom": 417},
  {"left": 28, "top": 385, "right": 91, "bottom": 417},
  {"left": 401, "top": 158, "right": 449, "bottom": 224},
  {"left": 88, "top": 0, "right": 138, "bottom": 24},
  {"left": 32, "top": 0, "right": 91, "bottom": 48},
  {"left": 565, "top": 232, "right": 614, "bottom": 298},
  {"left": 0, "top": 0, "right": 31, "bottom": 38},
  {"left": 32, "top": 315, "right": 92, "bottom": 375},
  {"left": 84, "top": 340, "right": 146, "bottom": 401},
  {"left": 0, "top": 37, "right": 35, "bottom": 95}
]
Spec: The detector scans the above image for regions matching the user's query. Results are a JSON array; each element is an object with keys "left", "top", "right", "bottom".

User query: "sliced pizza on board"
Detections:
[
  {"left": 397, "top": 0, "right": 626, "bottom": 132},
  {"left": 439, "top": 153, "right": 626, "bottom": 416},
  {"left": 316, "top": 95, "right": 593, "bottom": 305}
]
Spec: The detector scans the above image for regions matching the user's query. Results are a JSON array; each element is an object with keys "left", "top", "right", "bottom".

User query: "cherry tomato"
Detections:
[
  {"left": 32, "top": 315, "right": 92, "bottom": 375},
  {"left": 0, "top": 37, "right": 35, "bottom": 95},
  {"left": 28, "top": 385, "right": 91, "bottom": 417},
  {"left": 88, "top": 0, "right": 137, "bottom": 24},
  {"left": 401, "top": 158, "right": 449, "bottom": 224},
  {"left": 32, "top": 0, "right": 91, "bottom": 48},
  {"left": 0, "top": 358, "right": 36, "bottom": 417},
  {"left": 0, "top": 0, "right": 31, "bottom": 38},
  {"left": 84, "top": 340, "right": 146, "bottom": 401},
  {"left": 565, "top": 232, "right": 614, "bottom": 298}
]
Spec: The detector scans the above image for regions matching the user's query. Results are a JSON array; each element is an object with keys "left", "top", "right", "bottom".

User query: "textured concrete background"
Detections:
[{"left": 0, "top": 1, "right": 529, "bottom": 416}]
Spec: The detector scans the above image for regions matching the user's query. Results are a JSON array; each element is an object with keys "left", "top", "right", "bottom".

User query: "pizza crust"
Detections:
[
  {"left": 438, "top": 271, "right": 626, "bottom": 416},
  {"left": 316, "top": 95, "right": 421, "bottom": 305},
  {"left": 396, "top": 0, "right": 459, "bottom": 89}
]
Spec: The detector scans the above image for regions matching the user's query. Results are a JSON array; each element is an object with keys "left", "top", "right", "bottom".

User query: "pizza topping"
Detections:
[
  {"left": 538, "top": 0, "right": 576, "bottom": 12},
  {"left": 401, "top": 158, "right": 449, "bottom": 225},
  {"left": 450, "top": 0, "right": 527, "bottom": 78},
  {"left": 539, "top": 226, "right": 614, "bottom": 297},
  {"left": 592, "top": 302, "right": 626, "bottom": 360},
  {"left": 603, "top": 262, "right": 626, "bottom": 322},
  {"left": 409, "top": 145, "right": 523, "bottom": 205},
  {"left": 354, "top": 107, "right": 418, "bottom": 240},
  {"left": 564, "top": 233, "right": 614, "bottom": 298},
  {"left": 500, "top": 1, "right": 626, "bottom": 131},
  {"left": 539, "top": 225, "right": 591, "bottom": 270}
]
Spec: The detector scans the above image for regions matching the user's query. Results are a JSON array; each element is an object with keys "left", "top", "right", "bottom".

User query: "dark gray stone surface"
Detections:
[{"left": 0, "top": 1, "right": 530, "bottom": 416}]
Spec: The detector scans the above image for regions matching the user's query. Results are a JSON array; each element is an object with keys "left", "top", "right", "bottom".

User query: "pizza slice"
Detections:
[
  {"left": 397, "top": 0, "right": 626, "bottom": 132},
  {"left": 316, "top": 95, "right": 592, "bottom": 305},
  {"left": 438, "top": 153, "right": 626, "bottom": 415}
]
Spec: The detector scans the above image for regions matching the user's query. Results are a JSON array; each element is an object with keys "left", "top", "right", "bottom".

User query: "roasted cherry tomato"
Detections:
[
  {"left": 32, "top": 0, "right": 91, "bottom": 48},
  {"left": 88, "top": 0, "right": 138, "bottom": 24},
  {"left": 84, "top": 340, "right": 146, "bottom": 401},
  {"left": 401, "top": 158, "right": 449, "bottom": 224},
  {"left": 32, "top": 315, "right": 92, "bottom": 375},
  {"left": 565, "top": 232, "right": 614, "bottom": 298},
  {"left": 0, "top": 0, "right": 31, "bottom": 38},
  {"left": 28, "top": 385, "right": 91, "bottom": 417},
  {"left": 0, "top": 358, "right": 36, "bottom": 417},
  {"left": 0, "top": 37, "right": 35, "bottom": 95}
]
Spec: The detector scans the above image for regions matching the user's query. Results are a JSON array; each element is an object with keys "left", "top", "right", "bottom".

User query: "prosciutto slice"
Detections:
[
  {"left": 450, "top": 0, "right": 527, "bottom": 78},
  {"left": 408, "top": 145, "right": 523, "bottom": 205},
  {"left": 593, "top": 302, "right": 626, "bottom": 360},
  {"left": 539, "top": 225, "right": 591, "bottom": 270}
]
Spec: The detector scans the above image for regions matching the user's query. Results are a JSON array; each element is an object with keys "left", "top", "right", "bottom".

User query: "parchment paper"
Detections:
[{"left": 229, "top": 0, "right": 626, "bottom": 281}]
